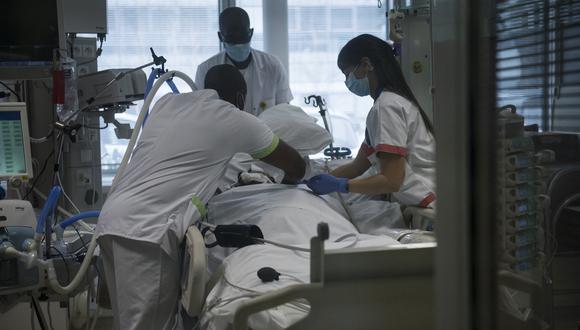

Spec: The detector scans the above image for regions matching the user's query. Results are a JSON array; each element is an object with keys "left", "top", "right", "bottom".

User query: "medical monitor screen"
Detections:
[
  {"left": 0, "top": 0, "right": 59, "bottom": 65},
  {"left": 0, "top": 111, "right": 27, "bottom": 175}
]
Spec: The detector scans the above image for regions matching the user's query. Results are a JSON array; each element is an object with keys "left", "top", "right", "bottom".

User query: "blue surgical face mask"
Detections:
[
  {"left": 345, "top": 65, "right": 370, "bottom": 97},
  {"left": 224, "top": 42, "right": 251, "bottom": 62}
]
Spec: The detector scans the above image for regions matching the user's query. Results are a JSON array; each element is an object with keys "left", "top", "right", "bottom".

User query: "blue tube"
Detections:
[
  {"left": 166, "top": 79, "right": 180, "bottom": 93},
  {"left": 144, "top": 68, "right": 157, "bottom": 100},
  {"left": 36, "top": 186, "right": 62, "bottom": 235},
  {"left": 142, "top": 69, "right": 180, "bottom": 128},
  {"left": 59, "top": 211, "right": 100, "bottom": 229},
  {"left": 142, "top": 69, "right": 158, "bottom": 127}
]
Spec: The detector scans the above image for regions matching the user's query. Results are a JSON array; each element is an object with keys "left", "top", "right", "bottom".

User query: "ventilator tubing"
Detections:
[
  {"left": 114, "top": 70, "right": 197, "bottom": 184},
  {"left": 35, "top": 186, "right": 62, "bottom": 237},
  {"left": 59, "top": 211, "right": 100, "bottom": 229},
  {"left": 46, "top": 236, "right": 98, "bottom": 295}
]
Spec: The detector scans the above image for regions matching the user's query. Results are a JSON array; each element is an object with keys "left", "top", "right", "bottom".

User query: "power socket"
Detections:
[
  {"left": 78, "top": 65, "right": 90, "bottom": 76},
  {"left": 77, "top": 168, "right": 92, "bottom": 187},
  {"left": 73, "top": 45, "right": 83, "bottom": 58},
  {"left": 83, "top": 45, "right": 96, "bottom": 58}
]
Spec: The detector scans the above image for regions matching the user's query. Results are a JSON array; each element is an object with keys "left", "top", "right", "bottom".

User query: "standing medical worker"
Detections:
[
  {"left": 195, "top": 7, "right": 293, "bottom": 116},
  {"left": 97, "top": 64, "right": 305, "bottom": 330},
  {"left": 306, "top": 34, "right": 436, "bottom": 208}
]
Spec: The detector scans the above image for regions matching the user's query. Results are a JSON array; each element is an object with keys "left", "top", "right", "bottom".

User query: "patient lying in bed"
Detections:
[
  {"left": 197, "top": 105, "right": 434, "bottom": 329},
  {"left": 199, "top": 182, "right": 419, "bottom": 329}
]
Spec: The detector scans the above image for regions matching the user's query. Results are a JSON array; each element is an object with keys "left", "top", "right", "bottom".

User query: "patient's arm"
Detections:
[
  {"left": 261, "top": 139, "right": 306, "bottom": 183},
  {"left": 347, "top": 152, "right": 405, "bottom": 195},
  {"left": 331, "top": 148, "right": 372, "bottom": 179}
]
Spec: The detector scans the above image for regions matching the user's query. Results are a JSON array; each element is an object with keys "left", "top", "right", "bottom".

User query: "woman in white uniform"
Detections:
[{"left": 306, "top": 34, "right": 436, "bottom": 208}]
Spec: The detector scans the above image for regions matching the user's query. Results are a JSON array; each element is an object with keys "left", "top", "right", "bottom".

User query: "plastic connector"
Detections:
[
  {"left": 21, "top": 238, "right": 37, "bottom": 253},
  {"left": 317, "top": 222, "right": 329, "bottom": 241},
  {"left": 0, "top": 240, "right": 15, "bottom": 256}
]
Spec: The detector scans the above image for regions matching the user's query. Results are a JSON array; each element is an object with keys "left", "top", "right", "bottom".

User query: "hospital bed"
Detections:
[
  {"left": 232, "top": 237, "right": 435, "bottom": 330},
  {"left": 177, "top": 98, "right": 437, "bottom": 328},
  {"left": 107, "top": 71, "right": 437, "bottom": 329},
  {"left": 187, "top": 175, "right": 435, "bottom": 329}
]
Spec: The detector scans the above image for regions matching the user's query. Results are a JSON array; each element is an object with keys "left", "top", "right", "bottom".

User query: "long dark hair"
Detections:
[{"left": 337, "top": 34, "right": 434, "bottom": 134}]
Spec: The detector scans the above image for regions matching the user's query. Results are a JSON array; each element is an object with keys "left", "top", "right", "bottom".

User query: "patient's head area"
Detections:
[
  {"left": 218, "top": 7, "right": 253, "bottom": 44},
  {"left": 204, "top": 64, "right": 247, "bottom": 110}
]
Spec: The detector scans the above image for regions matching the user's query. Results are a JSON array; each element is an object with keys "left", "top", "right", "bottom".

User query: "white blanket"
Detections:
[{"left": 201, "top": 184, "right": 402, "bottom": 329}]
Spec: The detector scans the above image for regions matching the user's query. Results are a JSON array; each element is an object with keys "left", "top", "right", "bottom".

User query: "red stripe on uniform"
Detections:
[
  {"left": 375, "top": 144, "right": 407, "bottom": 156},
  {"left": 419, "top": 192, "right": 436, "bottom": 208},
  {"left": 360, "top": 143, "right": 375, "bottom": 157}
]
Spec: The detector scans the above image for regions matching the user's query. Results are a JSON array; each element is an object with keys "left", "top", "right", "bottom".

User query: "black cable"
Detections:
[
  {"left": 47, "top": 301, "right": 54, "bottom": 330},
  {"left": 78, "top": 38, "right": 104, "bottom": 66},
  {"left": 31, "top": 129, "right": 54, "bottom": 141},
  {"left": 77, "top": 57, "right": 97, "bottom": 66},
  {"left": 24, "top": 149, "right": 55, "bottom": 199},
  {"left": 52, "top": 133, "right": 66, "bottom": 186},
  {"left": 0, "top": 81, "right": 21, "bottom": 102},
  {"left": 72, "top": 224, "right": 88, "bottom": 252},
  {"left": 30, "top": 293, "right": 49, "bottom": 330},
  {"left": 49, "top": 246, "right": 71, "bottom": 283},
  {"left": 24, "top": 131, "right": 63, "bottom": 200},
  {"left": 71, "top": 224, "right": 102, "bottom": 280},
  {"left": 83, "top": 122, "right": 108, "bottom": 130}
]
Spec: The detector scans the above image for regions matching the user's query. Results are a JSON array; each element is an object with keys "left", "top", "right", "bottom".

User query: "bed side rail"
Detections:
[{"left": 232, "top": 223, "right": 435, "bottom": 330}]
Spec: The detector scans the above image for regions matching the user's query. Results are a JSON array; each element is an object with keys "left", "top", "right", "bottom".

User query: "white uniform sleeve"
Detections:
[
  {"left": 367, "top": 98, "right": 408, "bottom": 156},
  {"left": 273, "top": 58, "right": 293, "bottom": 105},
  {"left": 230, "top": 111, "right": 279, "bottom": 159},
  {"left": 194, "top": 62, "right": 207, "bottom": 89}
]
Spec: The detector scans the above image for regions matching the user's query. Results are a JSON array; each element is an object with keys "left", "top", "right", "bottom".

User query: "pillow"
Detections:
[{"left": 258, "top": 104, "right": 332, "bottom": 156}]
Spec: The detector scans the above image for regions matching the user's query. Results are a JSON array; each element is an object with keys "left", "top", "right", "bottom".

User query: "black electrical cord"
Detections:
[
  {"left": 83, "top": 122, "right": 108, "bottom": 130},
  {"left": 71, "top": 224, "right": 101, "bottom": 280},
  {"left": 0, "top": 81, "right": 21, "bottom": 102},
  {"left": 47, "top": 300, "right": 55, "bottom": 330},
  {"left": 24, "top": 131, "right": 64, "bottom": 200},
  {"left": 72, "top": 224, "right": 88, "bottom": 252},
  {"left": 23, "top": 149, "right": 55, "bottom": 200},
  {"left": 49, "top": 246, "right": 71, "bottom": 283},
  {"left": 78, "top": 38, "right": 104, "bottom": 66},
  {"left": 52, "top": 132, "right": 66, "bottom": 186}
]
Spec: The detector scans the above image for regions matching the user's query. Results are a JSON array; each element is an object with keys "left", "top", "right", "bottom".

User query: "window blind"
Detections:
[
  {"left": 495, "top": 0, "right": 580, "bottom": 132},
  {"left": 98, "top": 0, "right": 219, "bottom": 185}
]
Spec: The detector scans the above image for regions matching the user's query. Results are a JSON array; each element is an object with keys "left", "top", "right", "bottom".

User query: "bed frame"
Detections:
[{"left": 232, "top": 223, "right": 436, "bottom": 330}]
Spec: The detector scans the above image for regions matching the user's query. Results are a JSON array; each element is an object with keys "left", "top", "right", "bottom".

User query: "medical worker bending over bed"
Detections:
[
  {"left": 195, "top": 7, "right": 292, "bottom": 116},
  {"left": 96, "top": 64, "right": 305, "bottom": 330},
  {"left": 306, "top": 34, "right": 436, "bottom": 208}
]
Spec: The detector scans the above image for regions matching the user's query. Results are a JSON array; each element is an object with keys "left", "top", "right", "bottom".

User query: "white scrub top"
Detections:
[
  {"left": 195, "top": 48, "right": 293, "bottom": 116},
  {"left": 361, "top": 91, "right": 436, "bottom": 207},
  {"left": 96, "top": 90, "right": 280, "bottom": 255}
]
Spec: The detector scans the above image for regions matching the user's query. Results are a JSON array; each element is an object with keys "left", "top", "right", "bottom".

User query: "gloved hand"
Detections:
[{"left": 305, "top": 174, "right": 349, "bottom": 195}]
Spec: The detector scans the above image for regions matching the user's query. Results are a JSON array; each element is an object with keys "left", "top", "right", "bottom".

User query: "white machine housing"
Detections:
[
  {"left": 77, "top": 69, "right": 147, "bottom": 110},
  {"left": 397, "top": 0, "right": 434, "bottom": 122},
  {"left": 58, "top": 0, "right": 107, "bottom": 34},
  {"left": 0, "top": 200, "right": 36, "bottom": 228}
]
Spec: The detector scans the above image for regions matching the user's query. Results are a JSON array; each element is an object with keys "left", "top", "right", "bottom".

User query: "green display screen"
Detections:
[{"left": 0, "top": 111, "right": 26, "bottom": 175}]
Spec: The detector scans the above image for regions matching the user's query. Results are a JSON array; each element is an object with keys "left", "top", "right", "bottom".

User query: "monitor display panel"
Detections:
[
  {"left": 0, "top": 0, "right": 59, "bottom": 65},
  {"left": 0, "top": 103, "right": 33, "bottom": 179}
]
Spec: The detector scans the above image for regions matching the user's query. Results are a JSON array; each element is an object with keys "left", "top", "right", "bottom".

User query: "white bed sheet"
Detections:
[
  {"left": 201, "top": 184, "right": 402, "bottom": 330},
  {"left": 205, "top": 184, "right": 406, "bottom": 270},
  {"left": 200, "top": 231, "right": 402, "bottom": 330}
]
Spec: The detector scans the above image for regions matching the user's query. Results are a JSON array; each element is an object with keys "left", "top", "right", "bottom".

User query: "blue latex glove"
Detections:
[{"left": 305, "top": 174, "right": 349, "bottom": 195}]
